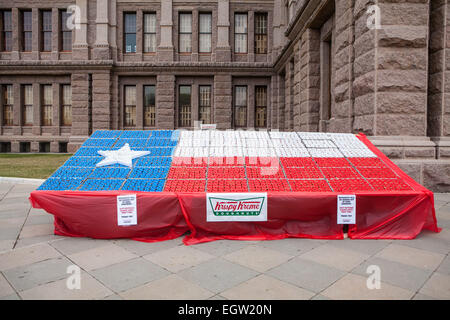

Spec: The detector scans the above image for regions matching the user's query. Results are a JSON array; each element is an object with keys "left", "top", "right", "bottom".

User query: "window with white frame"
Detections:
[
  {"left": 42, "top": 85, "right": 53, "bottom": 126},
  {"left": 62, "top": 85, "right": 72, "bottom": 126},
  {"left": 179, "top": 13, "right": 192, "bottom": 53},
  {"left": 2, "top": 85, "right": 13, "bottom": 126},
  {"left": 199, "top": 85, "right": 211, "bottom": 124},
  {"left": 23, "top": 85, "right": 33, "bottom": 125},
  {"left": 234, "top": 13, "right": 247, "bottom": 53},
  {"left": 144, "top": 13, "right": 157, "bottom": 53},
  {"left": 124, "top": 13, "right": 137, "bottom": 53},
  {"left": 234, "top": 86, "right": 247, "bottom": 127},
  {"left": 199, "top": 13, "right": 212, "bottom": 53},
  {"left": 124, "top": 85, "right": 136, "bottom": 126}
]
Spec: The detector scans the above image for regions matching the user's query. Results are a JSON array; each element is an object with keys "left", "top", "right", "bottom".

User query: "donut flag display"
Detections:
[{"left": 29, "top": 130, "right": 440, "bottom": 245}]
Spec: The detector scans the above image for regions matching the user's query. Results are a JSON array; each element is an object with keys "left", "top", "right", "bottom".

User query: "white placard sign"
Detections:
[
  {"left": 117, "top": 194, "right": 137, "bottom": 226},
  {"left": 337, "top": 195, "right": 356, "bottom": 224},
  {"left": 207, "top": 193, "right": 267, "bottom": 222}
]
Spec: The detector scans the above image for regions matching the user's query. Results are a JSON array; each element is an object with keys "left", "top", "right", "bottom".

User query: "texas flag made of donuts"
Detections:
[{"left": 29, "top": 129, "right": 440, "bottom": 244}]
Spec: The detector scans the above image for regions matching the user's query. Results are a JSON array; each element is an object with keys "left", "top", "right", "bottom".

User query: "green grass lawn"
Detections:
[{"left": 0, "top": 154, "right": 72, "bottom": 179}]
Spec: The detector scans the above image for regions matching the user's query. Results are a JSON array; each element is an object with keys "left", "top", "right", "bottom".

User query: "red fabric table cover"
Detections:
[{"left": 29, "top": 133, "right": 440, "bottom": 245}]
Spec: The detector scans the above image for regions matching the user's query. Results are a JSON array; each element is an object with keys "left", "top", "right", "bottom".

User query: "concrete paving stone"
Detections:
[
  {"left": 19, "top": 224, "right": 53, "bottom": 239},
  {"left": 266, "top": 257, "right": 346, "bottom": 293},
  {"left": 0, "top": 293, "right": 20, "bottom": 300},
  {"left": 0, "top": 217, "right": 26, "bottom": 228},
  {"left": 3, "top": 193, "right": 34, "bottom": 202},
  {"left": 193, "top": 239, "right": 252, "bottom": 257},
  {"left": 14, "top": 235, "right": 62, "bottom": 249},
  {"left": 223, "top": 245, "right": 292, "bottom": 273},
  {"left": 321, "top": 274, "right": 415, "bottom": 300},
  {"left": 178, "top": 258, "right": 258, "bottom": 294},
  {"left": 28, "top": 208, "right": 49, "bottom": 217},
  {"left": 143, "top": 245, "right": 215, "bottom": 273},
  {"left": 112, "top": 237, "right": 183, "bottom": 256},
  {"left": 119, "top": 274, "right": 214, "bottom": 300},
  {"left": 436, "top": 218, "right": 450, "bottom": 229},
  {"left": 257, "top": 238, "right": 324, "bottom": 256},
  {"left": 0, "top": 226, "right": 21, "bottom": 241},
  {"left": 103, "top": 294, "right": 123, "bottom": 300},
  {"left": 24, "top": 214, "right": 54, "bottom": 226},
  {"left": 208, "top": 294, "right": 227, "bottom": 300},
  {"left": 221, "top": 274, "right": 315, "bottom": 300},
  {"left": 19, "top": 271, "right": 113, "bottom": 300},
  {"left": 375, "top": 244, "right": 445, "bottom": 271},
  {"left": 351, "top": 257, "right": 432, "bottom": 292},
  {"left": 91, "top": 257, "right": 170, "bottom": 293},
  {"left": 327, "top": 239, "right": 391, "bottom": 256},
  {"left": 436, "top": 206, "right": 450, "bottom": 220},
  {"left": 311, "top": 294, "right": 331, "bottom": 300},
  {"left": 436, "top": 255, "right": 450, "bottom": 275},
  {"left": 0, "top": 243, "right": 60, "bottom": 271},
  {"left": 3, "top": 256, "right": 73, "bottom": 291},
  {"left": 0, "top": 197, "right": 31, "bottom": 208},
  {"left": 419, "top": 272, "right": 450, "bottom": 299},
  {"left": 397, "top": 229, "right": 450, "bottom": 255},
  {"left": 0, "top": 209, "right": 29, "bottom": 219},
  {"left": 299, "top": 244, "right": 370, "bottom": 272},
  {"left": 0, "top": 240, "right": 15, "bottom": 253},
  {"left": 0, "top": 272, "right": 15, "bottom": 298},
  {"left": 50, "top": 237, "right": 108, "bottom": 256},
  {"left": 9, "top": 184, "right": 38, "bottom": 193},
  {"left": 412, "top": 293, "right": 436, "bottom": 300},
  {"left": 68, "top": 244, "right": 137, "bottom": 271},
  {"left": 434, "top": 194, "right": 450, "bottom": 203}
]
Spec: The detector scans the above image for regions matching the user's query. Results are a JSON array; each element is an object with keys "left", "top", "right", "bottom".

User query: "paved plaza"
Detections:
[{"left": 0, "top": 181, "right": 449, "bottom": 300}]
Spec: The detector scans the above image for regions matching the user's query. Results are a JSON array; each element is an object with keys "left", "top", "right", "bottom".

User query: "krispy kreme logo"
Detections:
[{"left": 208, "top": 197, "right": 265, "bottom": 216}]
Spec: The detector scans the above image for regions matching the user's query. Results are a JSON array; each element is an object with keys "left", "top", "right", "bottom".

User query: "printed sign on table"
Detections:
[
  {"left": 207, "top": 193, "right": 268, "bottom": 222},
  {"left": 337, "top": 194, "right": 356, "bottom": 224},
  {"left": 117, "top": 194, "right": 137, "bottom": 226}
]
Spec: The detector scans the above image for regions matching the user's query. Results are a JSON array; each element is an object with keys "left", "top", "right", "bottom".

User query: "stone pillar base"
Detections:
[
  {"left": 68, "top": 136, "right": 89, "bottom": 153},
  {"left": 157, "top": 47, "right": 174, "bottom": 62},
  {"left": 369, "top": 136, "right": 436, "bottom": 159}
]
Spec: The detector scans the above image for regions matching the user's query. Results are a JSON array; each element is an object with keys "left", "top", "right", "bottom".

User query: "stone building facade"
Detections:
[{"left": 0, "top": 0, "right": 449, "bottom": 191}]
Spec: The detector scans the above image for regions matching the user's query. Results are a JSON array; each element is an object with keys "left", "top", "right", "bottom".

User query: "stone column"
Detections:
[
  {"left": 51, "top": 83, "right": 60, "bottom": 136},
  {"left": 216, "top": 0, "right": 231, "bottom": 61},
  {"left": 51, "top": 8, "right": 59, "bottom": 60},
  {"left": 92, "top": 72, "right": 112, "bottom": 131},
  {"left": 73, "top": 0, "right": 89, "bottom": 60},
  {"left": 11, "top": 8, "right": 19, "bottom": 59},
  {"left": 136, "top": 84, "right": 144, "bottom": 129},
  {"left": 93, "top": 0, "right": 111, "bottom": 60},
  {"left": 192, "top": 9, "right": 199, "bottom": 62},
  {"left": 32, "top": 83, "right": 41, "bottom": 136},
  {"left": 428, "top": 0, "right": 450, "bottom": 158},
  {"left": 248, "top": 84, "right": 255, "bottom": 129},
  {"left": 284, "top": 62, "right": 293, "bottom": 130},
  {"left": 32, "top": 8, "right": 40, "bottom": 60},
  {"left": 12, "top": 83, "right": 21, "bottom": 135},
  {"left": 214, "top": 74, "right": 232, "bottom": 129},
  {"left": 297, "top": 29, "right": 320, "bottom": 132},
  {"left": 248, "top": 11, "right": 255, "bottom": 63},
  {"left": 68, "top": 73, "right": 90, "bottom": 152},
  {"left": 352, "top": 0, "right": 434, "bottom": 157},
  {"left": 270, "top": 75, "right": 278, "bottom": 130},
  {"left": 157, "top": 0, "right": 174, "bottom": 62},
  {"left": 156, "top": 75, "right": 175, "bottom": 129}
]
